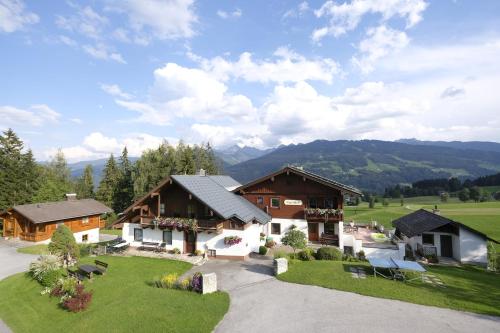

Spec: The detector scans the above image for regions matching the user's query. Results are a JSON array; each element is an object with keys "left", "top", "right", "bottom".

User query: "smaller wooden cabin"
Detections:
[{"left": 1, "top": 195, "right": 112, "bottom": 243}]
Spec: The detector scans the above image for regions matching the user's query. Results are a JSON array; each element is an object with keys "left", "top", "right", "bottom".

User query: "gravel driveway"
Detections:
[
  {"left": 0, "top": 239, "right": 38, "bottom": 280},
  {"left": 188, "top": 256, "right": 500, "bottom": 333}
]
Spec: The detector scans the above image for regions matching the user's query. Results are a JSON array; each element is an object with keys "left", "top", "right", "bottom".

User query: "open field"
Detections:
[
  {"left": 99, "top": 229, "right": 122, "bottom": 236},
  {"left": 278, "top": 260, "right": 500, "bottom": 316},
  {"left": 16, "top": 244, "right": 49, "bottom": 255},
  {"left": 0, "top": 256, "right": 229, "bottom": 333},
  {"left": 345, "top": 200, "right": 500, "bottom": 250}
]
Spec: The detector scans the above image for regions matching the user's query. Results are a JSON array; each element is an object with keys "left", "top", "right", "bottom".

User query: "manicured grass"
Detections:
[
  {"left": 278, "top": 260, "right": 500, "bottom": 316},
  {"left": 0, "top": 256, "right": 229, "bottom": 333},
  {"left": 345, "top": 200, "right": 500, "bottom": 250},
  {"left": 17, "top": 244, "right": 49, "bottom": 255},
  {"left": 99, "top": 229, "right": 122, "bottom": 236}
]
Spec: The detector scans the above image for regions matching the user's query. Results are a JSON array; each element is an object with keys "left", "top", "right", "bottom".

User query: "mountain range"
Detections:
[{"left": 68, "top": 139, "right": 500, "bottom": 193}]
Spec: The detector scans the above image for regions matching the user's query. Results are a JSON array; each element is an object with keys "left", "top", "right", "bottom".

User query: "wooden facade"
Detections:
[
  {"left": 238, "top": 171, "right": 344, "bottom": 222},
  {"left": 1, "top": 211, "right": 102, "bottom": 242}
]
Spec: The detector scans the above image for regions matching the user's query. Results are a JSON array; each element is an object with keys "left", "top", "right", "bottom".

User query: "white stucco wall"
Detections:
[
  {"left": 266, "top": 218, "right": 308, "bottom": 243},
  {"left": 122, "top": 223, "right": 184, "bottom": 251},
  {"left": 459, "top": 227, "right": 488, "bottom": 264},
  {"left": 122, "top": 222, "right": 262, "bottom": 257},
  {"left": 343, "top": 234, "right": 362, "bottom": 254},
  {"left": 73, "top": 227, "right": 100, "bottom": 244}
]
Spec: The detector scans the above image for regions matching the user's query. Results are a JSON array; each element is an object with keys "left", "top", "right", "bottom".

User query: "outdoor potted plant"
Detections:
[{"left": 224, "top": 236, "right": 242, "bottom": 246}]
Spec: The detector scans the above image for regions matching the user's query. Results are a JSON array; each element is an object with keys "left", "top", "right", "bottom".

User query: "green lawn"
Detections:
[
  {"left": 345, "top": 200, "right": 500, "bottom": 250},
  {"left": 278, "top": 260, "right": 500, "bottom": 316},
  {"left": 17, "top": 244, "right": 49, "bottom": 255},
  {"left": 100, "top": 229, "right": 122, "bottom": 236},
  {"left": 0, "top": 256, "right": 229, "bottom": 333}
]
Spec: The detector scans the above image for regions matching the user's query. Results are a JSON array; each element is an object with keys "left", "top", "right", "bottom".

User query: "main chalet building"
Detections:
[{"left": 116, "top": 166, "right": 362, "bottom": 260}]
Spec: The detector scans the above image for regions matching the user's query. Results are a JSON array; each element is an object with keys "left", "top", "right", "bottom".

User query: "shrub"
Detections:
[
  {"left": 273, "top": 250, "right": 287, "bottom": 259},
  {"left": 316, "top": 247, "right": 342, "bottom": 260},
  {"left": 29, "top": 254, "right": 61, "bottom": 282},
  {"left": 194, "top": 249, "right": 204, "bottom": 256},
  {"left": 156, "top": 273, "right": 179, "bottom": 289},
  {"left": 62, "top": 284, "right": 93, "bottom": 312},
  {"left": 265, "top": 240, "right": 276, "bottom": 248},
  {"left": 297, "top": 248, "right": 315, "bottom": 261},
  {"left": 48, "top": 225, "right": 79, "bottom": 263},
  {"left": 40, "top": 269, "right": 64, "bottom": 287},
  {"left": 50, "top": 276, "right": 79, "bottom": 298},
  {"left": 171, "top": 248, "right": 181, "bottom": 254},
  {"left": 79, "top": 244, "right": 95, "bottom": 257},
  {"left": 191, "top": 272, "right": 203, "bottom": 293},
  {"left": 357, "top": 250, "right": 366, "bottom": 261},
  {"left": 259, "top": 245, "right": 268, "bottom": 255},
  {"left": 342, "top": 254, "right": 360, "bottom": 262},
  {"left": 177, "top": 278, "right": 192, "bottom": 290},
  {"left": 281, "top": 229, "right": 307, "bottom": 253}
]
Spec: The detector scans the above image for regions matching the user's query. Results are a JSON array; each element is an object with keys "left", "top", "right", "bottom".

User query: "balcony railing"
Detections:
[
  {"left": 304, "top": 208, "right": 343, "bottom": 223},
  {"left": 142, "top": 217, "right": 223, "bottom": 234}
]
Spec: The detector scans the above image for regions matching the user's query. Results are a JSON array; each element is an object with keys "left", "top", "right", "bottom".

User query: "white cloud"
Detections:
[
  {"left": 0, "top": 104, "right": 60, "bottom": 127},
  {"left": 194, "top": 47, "right": 340, "bottom": 84},
  {"left": 109, "top": 0, "right": 197, "bottom": 42},
  {"left": 282, "top": 1, "right": 309, "bottom": 20},
  {"left": 70, "top": 118, "right": 83, "bottom": 124},
  {"left": 217, "top": 8, "right": 242, "bottom": 19},
  {"left": 58, "top": 35, "right": 77, "bottom": 47},
  {"left": 83, "top": 43, "right": 126, "bottom": 63},
  {"left": 352, "top": 25, "right": 409, "bottom": 73},
  {"left": 56, "top": 5, "right": 108, "bottom": 40},
  {"left": 0, "top": 0, "right": 39, "bottom": 33},
  {"left": 43, "top": 132, "right": 178, "bottom": 162},
  {"left": 312, "top": 0, "right": 428, "bottom": 41},
  {"left": 100, "top": 83, "right": 134, "bottom": 100}
]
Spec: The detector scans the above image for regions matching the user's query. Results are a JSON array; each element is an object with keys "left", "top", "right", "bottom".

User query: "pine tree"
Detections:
[
  {"left": 33, "top": 150, "right": 73, "bottom": 202},
  {"left": 175, "top": 142, "right": 196, "bottom": 174},
  {"left": 0, "top": 129, "right": 25, "bottom": 209},
  {"left": 76, "top": 165, "right": 94, "bottom": 199},
  {"left": 113, "top": 147, "right": 134, "bottom": 212},
  {"left": 20, "top": 149, "right": 40, "bottom": 204},
  {"left": 96, "top": 154, "right": 120, "bottom": 208}
]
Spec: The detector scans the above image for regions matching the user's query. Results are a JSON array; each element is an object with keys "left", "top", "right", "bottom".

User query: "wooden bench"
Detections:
[
  {"left": 94, "top": 260, "right": 108, "bottom": 274},
  {"left": 320, "top": 233, "right": 339, "bottom": 246}
]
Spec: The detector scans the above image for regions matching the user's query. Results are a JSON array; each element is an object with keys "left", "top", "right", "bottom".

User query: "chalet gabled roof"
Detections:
[
  {"left": 233, "top": 166, "right": 363, "bottom": 196},
  {"left": 392, "top": 209, "right": 499, "bottom": 243},
  {"left": 117, "top": 174, "right": 270, "bottom": 225},
  {"left": 8, "top": 199, "right": 112, "bottom": 224},
  {"left": 172, "top": 175, "right": 270, "bottom": 224}
]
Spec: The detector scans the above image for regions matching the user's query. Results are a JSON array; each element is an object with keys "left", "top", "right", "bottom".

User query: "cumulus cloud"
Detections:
[
  {"left": 352, "top": 25, "right": 409, "bottom": 73},
  {"left": 217, "top": 8, "right": 242, "bottom": 19},
  {"left": 43, "top": 132, "right": 179, "bottom": 162},
  {"left": 56, "top": 5, "right": 108, "bottom": 40},
  {"left": 312, "top": 0, "right": 428, "bottom": 42},
  {"left": 0, "top": 0, "right": 39, "bottom": 33},
  {"left": 283, "top": 1, "right": 310, "bottom": 20},
  {"left": 108, "top": 0, "right": 198, "bottom": 42},
  {"left": 193, "top": 47, "right": 340, "bottom": 84},
  {"left": 0, "top": 104, "right": 60, "bottom": 127}
]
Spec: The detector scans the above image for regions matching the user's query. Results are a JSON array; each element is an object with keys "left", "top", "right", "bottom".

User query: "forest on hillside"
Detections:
[{"left": 0, "top": 129, "right": 220, "bottom": 216}]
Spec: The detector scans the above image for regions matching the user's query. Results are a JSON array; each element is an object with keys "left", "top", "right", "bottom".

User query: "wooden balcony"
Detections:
[
  {"left": 197, "top": 220, "right": 223, "bottom": 234},
  {"left": 304, "top": 208, "right": 343, "bottom": 223}
]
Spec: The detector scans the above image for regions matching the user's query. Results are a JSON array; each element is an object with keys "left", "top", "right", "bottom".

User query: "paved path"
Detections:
[
  {"left": 0, "top": 239, "right": 39, "bottom": 333},
  {"left": 189, "top": 256, "right": 500, "bottom": 333}
]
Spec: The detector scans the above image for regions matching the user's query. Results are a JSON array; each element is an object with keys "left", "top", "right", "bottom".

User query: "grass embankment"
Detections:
[
  {"left": 0, "top": 256, "right": 229, "bottom": 333},
  {"left": 345, "top": 200, "right": 500, "bottom": 250},
  {"left": 278, "top": 260, "right": 500, "bottom": 316},
  {"left": 17, "top": 244, "right": 48, "bottom": 255},
  {"left": 99, "top": 229, "right": 122, "bottom": 236}
]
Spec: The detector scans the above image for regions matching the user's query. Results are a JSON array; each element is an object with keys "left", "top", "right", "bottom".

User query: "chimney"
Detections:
[
  {"left": 65, "top": 193, "right": 77, "bottom": 201},
  {"left": 198, "top": 169, "right": 206, "bottom": 176}
]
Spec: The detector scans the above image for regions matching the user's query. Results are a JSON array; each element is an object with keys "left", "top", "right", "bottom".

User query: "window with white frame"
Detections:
[
  {"left": 82, "top": 217, "right": 89, "bottom": 224},
  {"left": 270, "top": 197, "right": 280, "bottom": 208}
]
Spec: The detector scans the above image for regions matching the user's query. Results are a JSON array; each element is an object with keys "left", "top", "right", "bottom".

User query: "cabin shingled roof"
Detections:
[
  {"left": 9, "top": 199, "right": 112, "bottom": 224},
  {"left": 392, "top": 209, "right": 498, "bottom": 243}
]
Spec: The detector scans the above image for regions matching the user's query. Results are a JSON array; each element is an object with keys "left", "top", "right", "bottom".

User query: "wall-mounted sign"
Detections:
[{"left": 284, "top": 199, "right": 303, "bottom": 206}]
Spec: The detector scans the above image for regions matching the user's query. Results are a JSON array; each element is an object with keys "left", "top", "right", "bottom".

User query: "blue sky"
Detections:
[{"left": 1, "top": 0, "right": 500, "bottom": 162}]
